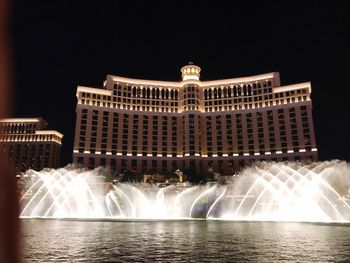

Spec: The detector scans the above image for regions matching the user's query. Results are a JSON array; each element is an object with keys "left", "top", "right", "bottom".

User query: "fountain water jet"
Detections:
[{"left": 19, "top": 161, "right": 350, "bottom": 222}]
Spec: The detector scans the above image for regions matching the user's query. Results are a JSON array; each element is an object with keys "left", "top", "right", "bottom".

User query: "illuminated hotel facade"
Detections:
[
  {"left": 0, "top": 118, "right": 63, "bottom": 173},
  {"left": 73, "top": 63, "right": 317, "bottom": 175}
]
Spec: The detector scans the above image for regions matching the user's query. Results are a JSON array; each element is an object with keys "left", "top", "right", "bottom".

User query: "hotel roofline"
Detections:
[
  {"left": 76, "top": 81, "right": 312, "bottom": 98},
  {"left": 0, "top": 118, "right": 45, "bottom": 123},
  {"left": 107, "top": 72, "right": 279, "bottom": 88},
  {"left": 0, "top": 118, "right": 64, "bottom": 144},
  {"left": 35, "top": 130, "right": 64, "bottom": 138}
]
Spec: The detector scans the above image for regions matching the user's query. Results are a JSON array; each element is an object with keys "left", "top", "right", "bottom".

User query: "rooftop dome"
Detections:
[{"left": 180, "top": 62, "right": 201, "bottom": 81}]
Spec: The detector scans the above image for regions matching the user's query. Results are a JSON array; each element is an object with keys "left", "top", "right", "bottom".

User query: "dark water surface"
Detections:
[{"left": 22, "top": 219, "right": 350, "bottom": 262}]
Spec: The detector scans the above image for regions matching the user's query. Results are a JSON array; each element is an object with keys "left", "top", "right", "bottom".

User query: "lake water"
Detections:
[{"left": 22, "top": 219, "right": 350, "bottom": 262}]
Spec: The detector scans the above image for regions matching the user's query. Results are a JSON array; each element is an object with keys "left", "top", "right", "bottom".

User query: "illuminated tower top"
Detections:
[{"left": 181, "top": 62, "right": 201, "bottom": 81}]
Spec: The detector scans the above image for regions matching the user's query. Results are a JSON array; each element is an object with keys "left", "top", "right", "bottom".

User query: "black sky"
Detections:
[{"left": 10, "top": 1, "right": 350, "bottom": 165}]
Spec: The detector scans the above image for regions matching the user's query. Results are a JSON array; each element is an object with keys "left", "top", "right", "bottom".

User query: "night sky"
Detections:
[{"left": 10, "top": 1, "right": 350, "bottom": 165}]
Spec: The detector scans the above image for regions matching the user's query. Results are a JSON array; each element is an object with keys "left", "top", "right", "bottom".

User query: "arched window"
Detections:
[
  {"left": 223, "top": 87, "right": 227, "bottom": 98},
  {"left": 214, "top": 88, "right": 218, "bottom": 99},
  {"left": 137, "top": 87, "right": 141, "bottom": 97},
  {"left": 204, "top": 89, "right": 208, "bottom": 99}
]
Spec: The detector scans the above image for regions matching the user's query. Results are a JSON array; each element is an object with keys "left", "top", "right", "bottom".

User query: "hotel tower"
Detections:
[
  {"left": 73, "top": 63, "right": 317, "bottom": 175},
  {"left": 0, "top": 118, "right": 63, "bottom": 173}
]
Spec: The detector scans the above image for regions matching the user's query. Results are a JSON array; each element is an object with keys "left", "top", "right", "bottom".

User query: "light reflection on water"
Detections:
[{"left": 22, "top": 219, "right": 350, "bottom": 262}]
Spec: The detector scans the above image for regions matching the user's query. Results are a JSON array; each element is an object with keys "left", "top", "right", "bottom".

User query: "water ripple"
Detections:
[{"left": 21, "top": 220, "right": 350, "bottom": 262}]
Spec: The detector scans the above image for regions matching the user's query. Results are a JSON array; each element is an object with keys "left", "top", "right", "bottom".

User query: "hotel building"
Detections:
[
  {"left": 0, "top": 118, "right": 63, "bottom": 173},
  {"left": 73, "top": 63, "right": 317, "bottom": 175}
]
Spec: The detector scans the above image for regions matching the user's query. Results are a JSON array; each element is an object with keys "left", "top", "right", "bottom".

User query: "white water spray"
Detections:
[{"left": 19, "top": 161, "right": 350, "bottom": 222}]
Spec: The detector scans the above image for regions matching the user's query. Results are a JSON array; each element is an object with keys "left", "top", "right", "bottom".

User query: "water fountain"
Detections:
[{"left": 19, "top": 161, "right": 350, "bottom": 222}]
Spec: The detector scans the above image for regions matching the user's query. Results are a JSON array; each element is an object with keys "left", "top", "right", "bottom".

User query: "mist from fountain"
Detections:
[{"left": 19, "top": 161, "right": 350, "bottom": 222}]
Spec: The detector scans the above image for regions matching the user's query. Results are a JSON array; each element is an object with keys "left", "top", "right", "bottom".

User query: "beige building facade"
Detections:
[
  {"left": 73, "top": 63, "right": 317, "bottom": 175},
  {"left": 0, "top": 118, "right": 63, "bottom": 173}
]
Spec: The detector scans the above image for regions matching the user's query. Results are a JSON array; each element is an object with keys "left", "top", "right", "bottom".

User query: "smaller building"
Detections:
[{"left": 0, "top": 118, "right": 63, "bottom": 173}]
